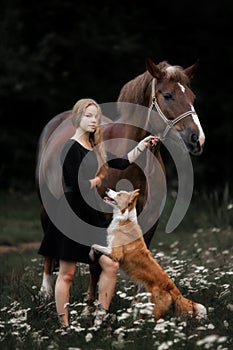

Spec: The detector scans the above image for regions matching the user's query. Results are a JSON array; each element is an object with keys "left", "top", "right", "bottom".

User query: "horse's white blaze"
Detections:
[
  {"left": 178, "top": 82, "right": 185, "bottom": 93},
  {"left": 166, "top": 66, "right": 176, "bottom": 74},
  {"left": 190, "top": 105, "right": 205, "bottom": 146}
]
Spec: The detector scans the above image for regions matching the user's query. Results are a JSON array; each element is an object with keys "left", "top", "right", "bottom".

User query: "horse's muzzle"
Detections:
[{"left": 181, "top": 130, "right": 204, "bottom": 156}]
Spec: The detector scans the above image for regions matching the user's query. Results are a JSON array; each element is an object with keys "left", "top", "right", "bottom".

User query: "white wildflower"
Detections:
[
  {"left": 85, "top": 332, "right": 93, "bottom": 342},
  {"left": 117, "top": 313, "right": 130, "bottom": 321}
]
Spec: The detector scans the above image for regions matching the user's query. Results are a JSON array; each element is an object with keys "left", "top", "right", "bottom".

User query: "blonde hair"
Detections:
[{"left": 71, "top": 98, "right": 108, "bottom": 178}]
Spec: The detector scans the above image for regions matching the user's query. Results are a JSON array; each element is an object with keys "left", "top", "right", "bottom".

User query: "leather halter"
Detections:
[{"left": 147, "top": 78, "right": 197, "bottom": 140}]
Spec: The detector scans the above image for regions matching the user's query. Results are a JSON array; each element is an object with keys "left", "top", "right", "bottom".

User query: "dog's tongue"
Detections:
[{"left": 104, "top": 196, "right": 114, "bottom": 203}]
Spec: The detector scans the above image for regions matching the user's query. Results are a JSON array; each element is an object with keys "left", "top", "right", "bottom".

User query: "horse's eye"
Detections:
[{"left": 163, "top": 92, "right": 173, "bottom": 100}]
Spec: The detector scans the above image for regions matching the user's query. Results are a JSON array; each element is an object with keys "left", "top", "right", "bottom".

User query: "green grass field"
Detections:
[
  {"left": 0, "top": 190, "right": 232, "bottom": 349},
  {"left": 0, "top": 191, "right": 42, "bottom": 246}
]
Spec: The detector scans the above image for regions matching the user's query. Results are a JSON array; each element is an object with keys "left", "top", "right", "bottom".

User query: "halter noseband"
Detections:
[{"left": 147, "top": 78, "right": 197, "bottom": 140}]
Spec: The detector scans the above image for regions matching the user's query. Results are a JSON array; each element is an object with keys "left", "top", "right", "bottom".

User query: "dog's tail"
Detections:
[{"left": 174, "top": 296, "right": 207, "bottom": 319}]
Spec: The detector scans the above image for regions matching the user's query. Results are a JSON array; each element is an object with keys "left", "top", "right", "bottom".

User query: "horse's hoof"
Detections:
[
  {"left": 80, "top": 302, "right": 96, "bottom": 326},
  {"left": 39, "top": 287, "right": 53, "bottom": 299},
  {"left": 93, "top": 302, "right": 108, "bottom": 327}
]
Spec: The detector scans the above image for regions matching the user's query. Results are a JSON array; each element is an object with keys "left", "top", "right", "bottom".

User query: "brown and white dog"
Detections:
[{"left": 90, "top": 188, "right": 207, "bottom": 320}]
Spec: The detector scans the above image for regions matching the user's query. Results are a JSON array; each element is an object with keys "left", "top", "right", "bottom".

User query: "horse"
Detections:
[{"left": 36, "top": 57, "right": 205, "bottom": 301}]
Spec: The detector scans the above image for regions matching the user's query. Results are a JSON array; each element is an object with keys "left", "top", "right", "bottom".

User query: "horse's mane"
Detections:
[
  {"left": 117, "top": 71, "right": 152, "bottom": 106},
  {"left": 118, "top": 61, "right": 190, "bottom": 105}
]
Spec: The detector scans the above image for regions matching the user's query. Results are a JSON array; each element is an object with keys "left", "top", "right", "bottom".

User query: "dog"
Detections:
[{"left": 90, "top": 188, "right": 207, "bottom": 320}]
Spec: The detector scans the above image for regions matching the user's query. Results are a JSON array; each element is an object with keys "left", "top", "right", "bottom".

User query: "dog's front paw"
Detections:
[
  {"left": 109, "top": 254, "right": 119, "bottom": 262},
  {"left": 89, "top": 245, "right": 105, "bottom": 262},
  {"left": 89, "top": 247, "right": 95, "bottom": 261}
]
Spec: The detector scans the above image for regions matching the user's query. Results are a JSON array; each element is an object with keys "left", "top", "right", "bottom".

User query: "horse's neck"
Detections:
[
  {"left": 102, "top": 75, "right": 153, "bottom": 155},
  {"left": 103, "top": 123, "right": 148, "bottom": 156}
]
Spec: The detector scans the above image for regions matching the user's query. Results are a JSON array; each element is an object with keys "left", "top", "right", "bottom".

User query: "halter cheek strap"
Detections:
[{"left": 148, "top": 78, "right": 198, "bottom": 140}]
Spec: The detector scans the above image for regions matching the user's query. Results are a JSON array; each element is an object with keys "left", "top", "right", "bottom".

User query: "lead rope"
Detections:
[{"left": 147, "top": 78, "right": 197, "bottom": 139}]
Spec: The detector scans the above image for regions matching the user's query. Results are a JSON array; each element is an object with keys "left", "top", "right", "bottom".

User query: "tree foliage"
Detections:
[{"left": 0, "top": 0, "right": 232, "bottom": 191}]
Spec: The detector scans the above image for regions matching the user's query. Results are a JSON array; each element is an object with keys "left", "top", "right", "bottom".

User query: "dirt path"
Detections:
[{"left": 0, "top": 242, "right": 40, "bottom": 254}]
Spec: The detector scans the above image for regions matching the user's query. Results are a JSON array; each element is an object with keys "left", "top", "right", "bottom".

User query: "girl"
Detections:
[{"left": 38, "top": 98, "right": 158, "bottom": 329}]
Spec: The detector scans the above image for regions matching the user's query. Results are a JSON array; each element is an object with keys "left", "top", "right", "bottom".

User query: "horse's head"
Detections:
[{"left": 146, "top": 58, "right": 205, "bottom": 155}]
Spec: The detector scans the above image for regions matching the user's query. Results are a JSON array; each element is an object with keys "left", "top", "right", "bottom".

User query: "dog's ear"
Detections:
[
  {"left": 132, "top": 189, "right": 140, "bottom": 197},
  {"left": 130, "top": 189, "right": 140, "bottom": 203}
]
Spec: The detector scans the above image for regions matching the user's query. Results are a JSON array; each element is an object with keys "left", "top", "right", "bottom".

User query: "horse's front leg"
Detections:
[
  {"left": 39, "top": 256, "right": 55, "bottom": 298},
  {"left": 81, "top": 262, "right": 102, "bottom": 322},
  {"left": 84, "top": 262, "right": 102, "bottom": 304}
]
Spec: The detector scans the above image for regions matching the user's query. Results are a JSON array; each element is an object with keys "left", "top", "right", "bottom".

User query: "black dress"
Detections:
[{"left": 38, "top": 139, "right": 130, "bottom": 264}]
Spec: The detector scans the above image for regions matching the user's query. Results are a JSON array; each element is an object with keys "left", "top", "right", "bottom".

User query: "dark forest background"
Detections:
[{"left": 0, "top": 0, "right": 232, "bottom": 195}]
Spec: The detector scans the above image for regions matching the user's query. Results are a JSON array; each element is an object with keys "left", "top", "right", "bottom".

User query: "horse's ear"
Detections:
[
  {"left": 184, "top": 62, "right": 199, "bottom": 79},
  {"left": 145, "top": 57, "right": 165, "bottom": 80}
]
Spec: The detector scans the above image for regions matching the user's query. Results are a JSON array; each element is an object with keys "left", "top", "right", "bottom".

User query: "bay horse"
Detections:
[{"left": 36, "top": 57, "right": 205, "bottom": 302}]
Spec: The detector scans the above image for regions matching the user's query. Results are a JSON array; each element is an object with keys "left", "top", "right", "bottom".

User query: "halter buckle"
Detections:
[
  {"left": 152, "top": 96, "right": 156, "bottom": 105},
  {"left": 167, "top": 119, "right": 174, "bottom": 127}
]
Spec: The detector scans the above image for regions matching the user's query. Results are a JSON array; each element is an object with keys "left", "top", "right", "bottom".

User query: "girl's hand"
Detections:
[
  {"left": 127, "top": 135, "right": 160, "bottom": 163},
  {"left": 138, "top": 135, "right": 159, "bottom": 151},
  {"left": 95, "top": 176, "right": 102, "bottom": 187},
  {"left": 90, "top": 176, "right": 102, "bottom": 188}
]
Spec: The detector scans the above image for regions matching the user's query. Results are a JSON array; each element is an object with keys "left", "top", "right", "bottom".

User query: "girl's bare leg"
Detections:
[
  {"left": 98, "top": 255, "right": 119, "bottom": 310},
  {"left": 55, "top": 260, "right": 76, "bottom": 327}
]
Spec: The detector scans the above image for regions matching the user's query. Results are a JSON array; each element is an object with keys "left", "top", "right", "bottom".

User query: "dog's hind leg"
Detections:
[
  {"left": 150, "top": 287, "right": 173, "bottom": 320},
  {"left": 126, "top": 250, "right": 206, "bottom": 320},
  {"left": 153, "top": 268, "right": 207, "bottom": 320},
  {"left": 150, "top": 273, "right": 207, "bottom": 320}
]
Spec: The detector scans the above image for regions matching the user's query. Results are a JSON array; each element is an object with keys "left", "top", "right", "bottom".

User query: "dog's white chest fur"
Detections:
[
  {"left": 107, "top": 207, "right": 137, "bottom": 244},
  {"left": 90, "top": 207, "right": 138, "bottom": 258}
]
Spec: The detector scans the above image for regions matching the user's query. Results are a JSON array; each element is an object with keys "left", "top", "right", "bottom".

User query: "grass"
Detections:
[
  {"left": 0, "top": 190, "right": 42, "bottom": 246},
  {"left": 0, "top": 189, "right": 232, "bottom": 349}
]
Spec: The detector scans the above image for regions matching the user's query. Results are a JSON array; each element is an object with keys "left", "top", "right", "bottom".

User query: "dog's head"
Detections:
[{"left": 104, "top": 188, "right": 140, "bottom": 214}]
